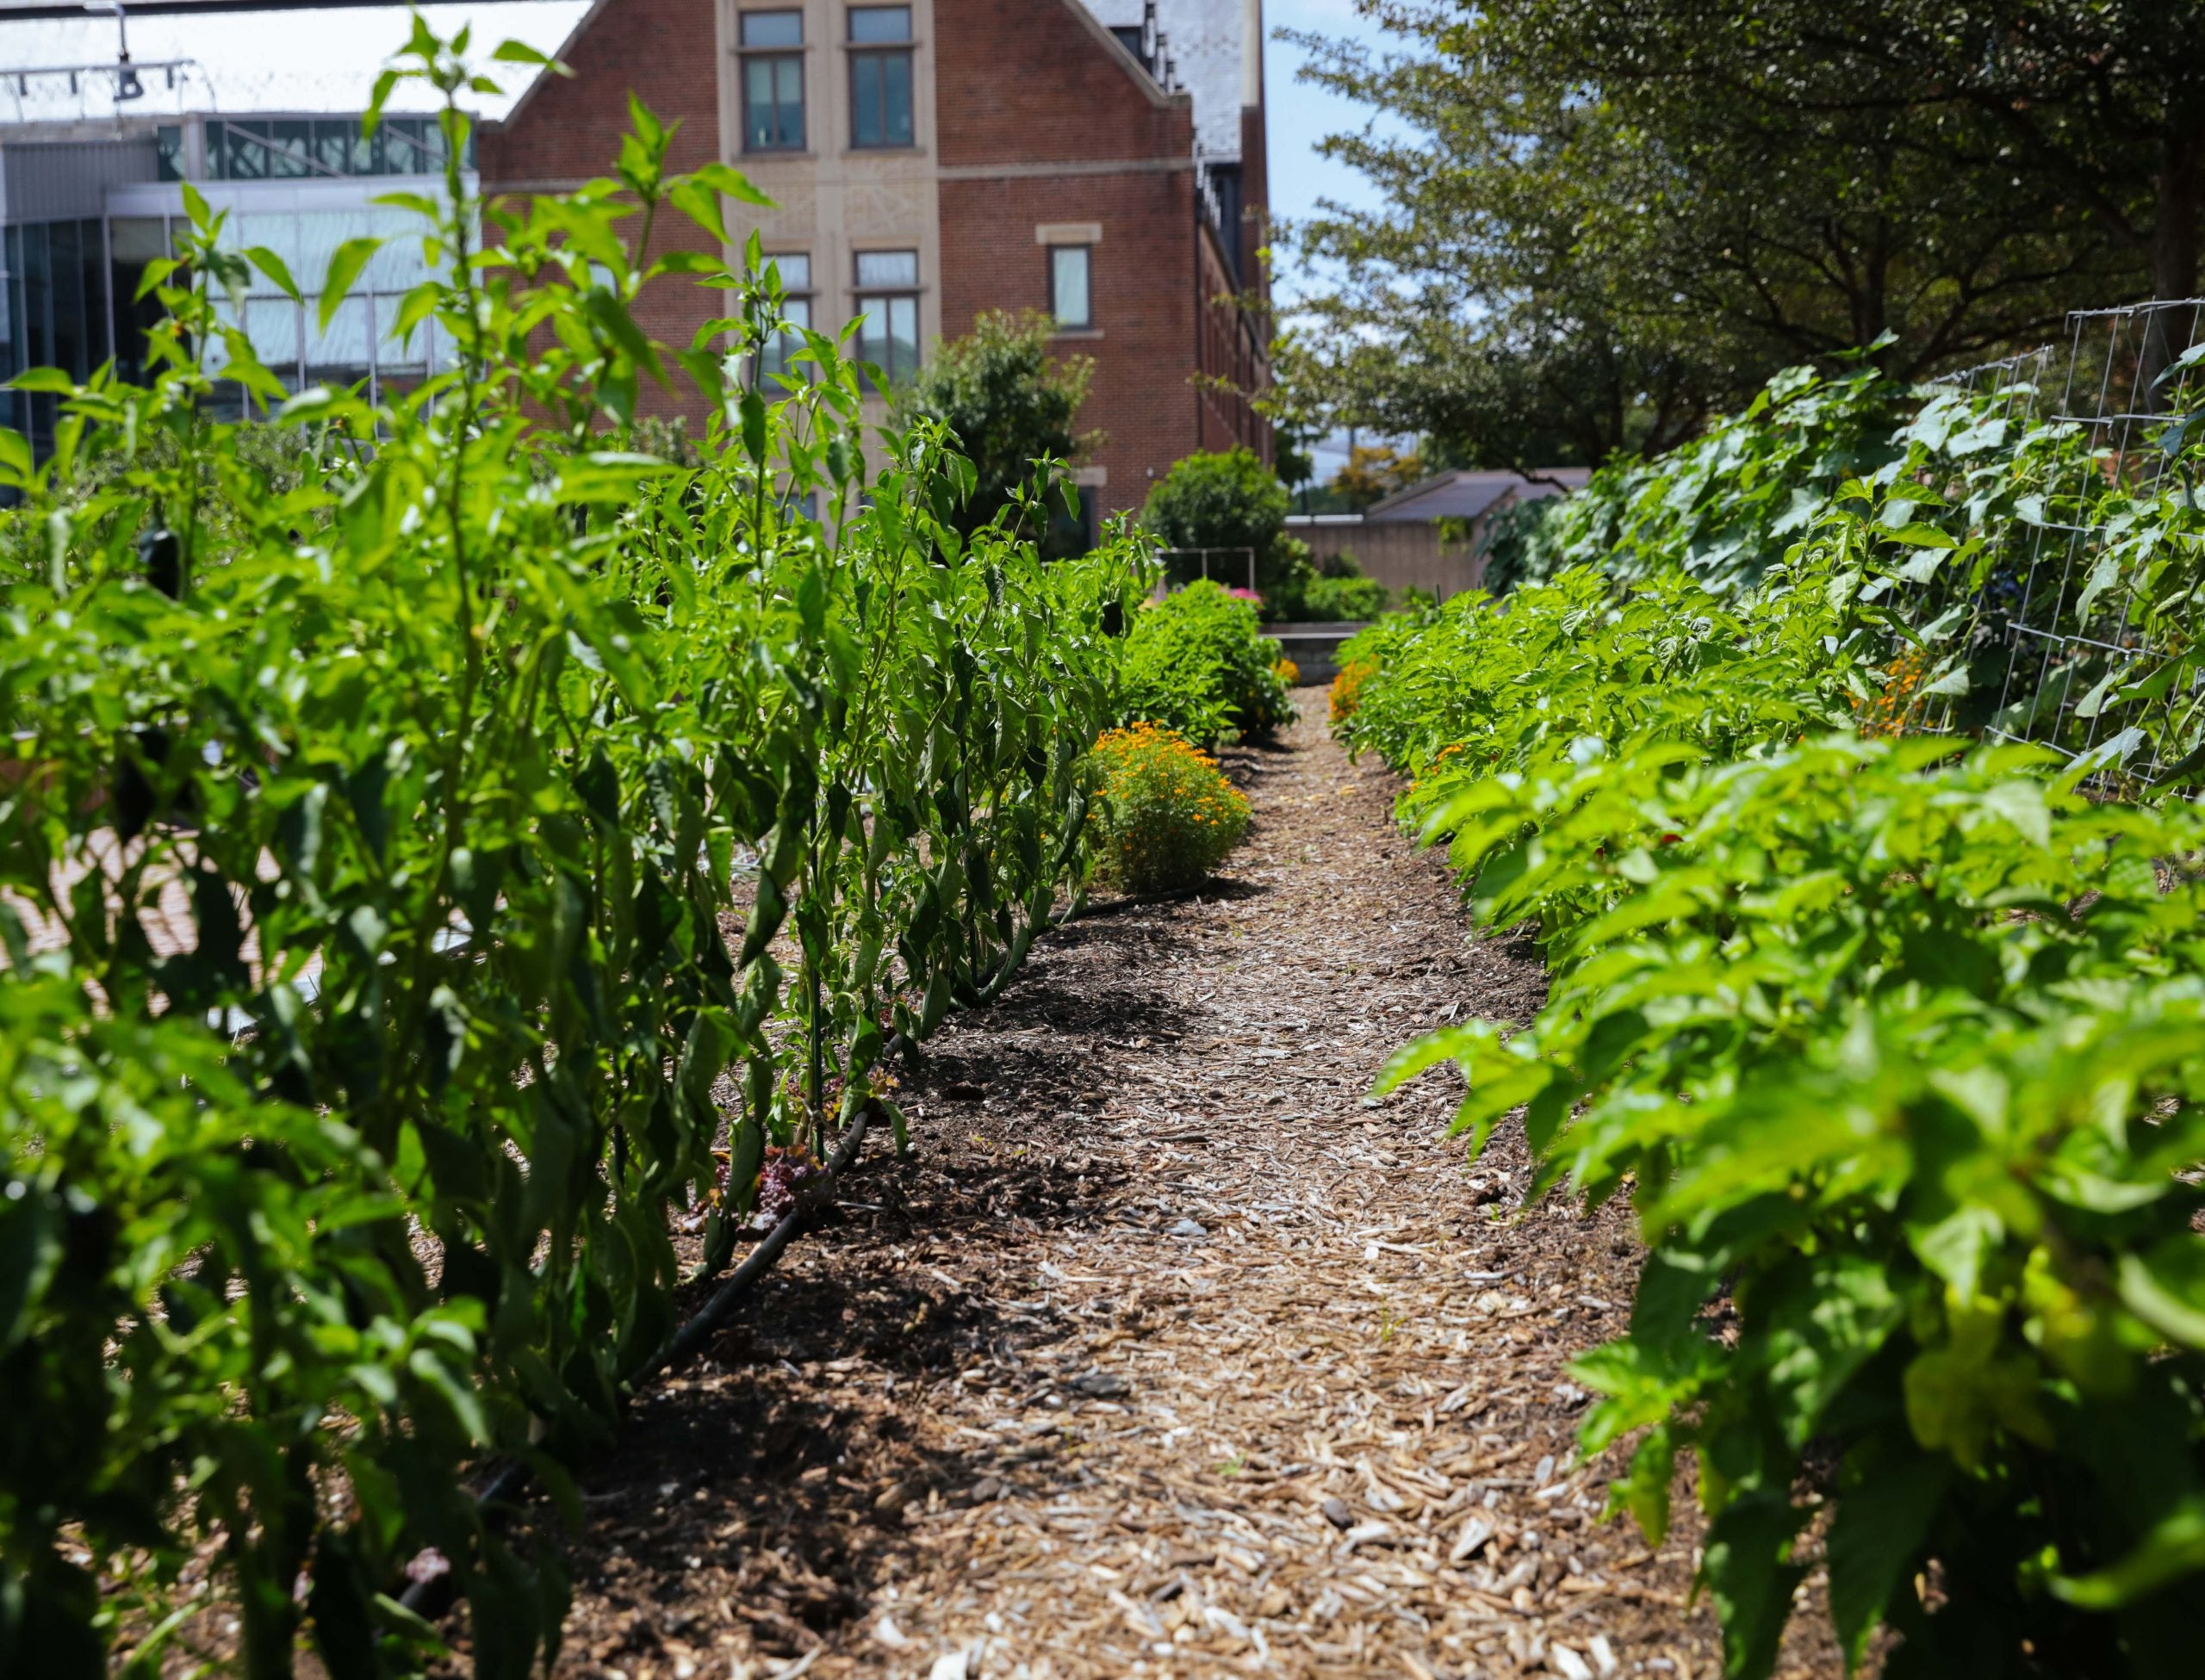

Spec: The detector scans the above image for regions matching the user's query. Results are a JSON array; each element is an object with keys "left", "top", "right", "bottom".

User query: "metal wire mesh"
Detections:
[{"left": 1914, "top": 298, "right": 2205, "bottom": 789}]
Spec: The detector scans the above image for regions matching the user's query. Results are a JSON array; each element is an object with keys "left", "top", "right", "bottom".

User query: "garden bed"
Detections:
[{"left": 481, "top": 698, "right": 1844, "bottom": 1680}]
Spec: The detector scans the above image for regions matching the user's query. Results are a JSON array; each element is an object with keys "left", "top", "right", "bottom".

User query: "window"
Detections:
[
  {"left": 0, "top": 218, "right": 112, "bottom": 455},
  {"left": 203, "top": 115, "right": 467, "bottom": 181},
  {"left": 848, "top": 6, "right": 914, "bottom": 149},
  {"left": 757, "top": 252, "right": 813, "bottom": 383},
  {"left": 1048, "top": 245, "right": 1091, "bottom": 329},
  {"left": 740, "top": 11, "right": 805, "bottom": 152},
  {"left": 854, "top": 249, "right": 920, "bottom": 381}
]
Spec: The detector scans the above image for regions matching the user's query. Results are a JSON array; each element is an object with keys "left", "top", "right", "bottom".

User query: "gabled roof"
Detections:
[{"left": 1364, "top": 468, "right": 1593, "bottom": 524}]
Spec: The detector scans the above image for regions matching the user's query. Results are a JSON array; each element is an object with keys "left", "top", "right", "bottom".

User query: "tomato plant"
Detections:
[{"left": 1348, "top": 363, "right": 2205, "bottom": 1677}]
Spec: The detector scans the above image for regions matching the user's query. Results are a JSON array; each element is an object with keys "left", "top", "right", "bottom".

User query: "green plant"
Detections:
[
  {"left": 1087, "top": 723, "right": 1251, "bottom": 894},
  {"left": 1120, "top": 580, "right": 1295, "bottom": 745},
  {"left": 1293, "top": 571, "right": 1390, "bottom": 621},
  {"left": 1141, "top": 447, "right": 1301, "bottom": 598},
  {"left": 890, "top": 307, "right": 1097, "bottom": 553},
  {"left": 1341, "top": 367, "right": 2205, "bottom": 1676},
  {"left": 0, "top": 26, "right": 1146, "bottom": 1675},
  {"left": 1382, "top": 737, "right": 2205, "bottom": 1679}
]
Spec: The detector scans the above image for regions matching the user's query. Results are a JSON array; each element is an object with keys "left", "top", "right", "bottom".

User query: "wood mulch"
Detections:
[{"left": 478, "top": 694, "right": 1846, "bottom": 1680}]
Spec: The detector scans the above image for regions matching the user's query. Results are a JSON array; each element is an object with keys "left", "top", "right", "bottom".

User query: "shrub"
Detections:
[
  {"left": 1120, "top": 580, "right": 1295, "bottom": 744},
  {"left": 1295, "top": 572, "right": 1390, "bottom": 621},
  {"left": 1273, "top": 654, "right": 1301, "bottom": 686},
  {"left": 891, "top": 309, "right": 1097, "bottom": 553},
  {"left": 1141, "top": 448, "right": 1301, "bottom": 597},
  {"left": 1088, "top": 724, "right": 1251, "bottom": 893}
]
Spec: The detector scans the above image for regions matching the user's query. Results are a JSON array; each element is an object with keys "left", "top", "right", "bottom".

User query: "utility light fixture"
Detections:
[{"left": 83, "top": 0, "right": 145, "bottom": 101}]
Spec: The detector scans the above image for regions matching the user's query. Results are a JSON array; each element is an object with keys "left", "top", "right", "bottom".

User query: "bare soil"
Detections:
[{"left": 474, "top": 695, "right": 1843, "bottom": 1680}]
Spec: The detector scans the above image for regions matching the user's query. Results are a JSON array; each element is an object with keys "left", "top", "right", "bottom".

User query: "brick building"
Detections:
[{"left": 481, "top": 0, "right": 1273, "bottom": 524}]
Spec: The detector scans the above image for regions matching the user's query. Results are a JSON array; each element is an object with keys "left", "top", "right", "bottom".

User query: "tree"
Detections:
[
  {"left": 1470, "top": 1, "right": 2185, "bottom": 373},
  {"left": 891, "top": 309, "right": 1097, "bottom": 543},
  {"left": 1141, "top": 449, "right": 1301, "bottom": 596},
  {"left": 1283, "top": 2, "right": 2179, "bottom": 468},
  {"left": 1329, "top": 443, "right": 1425, "bottom": 510},
  {"left": 1280, "top": 12, "right": 1749, "bottom": 468}
]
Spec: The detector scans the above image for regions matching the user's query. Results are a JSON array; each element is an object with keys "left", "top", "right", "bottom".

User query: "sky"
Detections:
[
  {"left": 1262, "top": 0, "right": 1416, "bottom": 469},
  {"left": 1263, "top": 0, "right": 1404, "bottom": 297}
]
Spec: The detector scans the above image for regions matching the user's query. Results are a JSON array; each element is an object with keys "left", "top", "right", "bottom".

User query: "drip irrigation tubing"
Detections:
[{"left": 392, "top": 882, "right": 1208, "bottom": 1619}]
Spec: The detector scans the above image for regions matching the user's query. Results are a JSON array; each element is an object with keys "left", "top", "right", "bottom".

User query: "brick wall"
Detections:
[
  {"left": 939, "top": 167, "right": 1200, "bottom": 523},
  {"left": 935, "top": 0, "right": 1193, "bottom": 167},
  {"left": 935, "top": 0, "right": 1267, "bottom": 522},
  {"left": 476, "top": 0, "right": 1272, "bottom": 474},
  {"left": 479, "top": 0, "right": 724, "bottom": 427}
]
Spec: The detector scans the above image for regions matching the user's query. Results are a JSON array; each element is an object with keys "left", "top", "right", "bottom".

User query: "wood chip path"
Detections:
[{"left": 500, "top": 696, "right": 1844, "bottom": 1680}]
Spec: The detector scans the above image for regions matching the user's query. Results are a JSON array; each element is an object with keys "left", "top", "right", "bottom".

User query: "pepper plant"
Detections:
[{"left": 0, "top": 20, "right": 1146, "bottom": 1677}]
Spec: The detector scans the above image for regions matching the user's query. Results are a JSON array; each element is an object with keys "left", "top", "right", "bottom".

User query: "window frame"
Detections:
[
  {"left": 755, "top": 251, "right": 815, "bottom": 385},
  {"left": 852, "top": 248, "right": 922, "bottom": 382},
  {"left": 737, "top": 10, "right": 808, "bottom": 154},
  {"left": 1047, "top": 244, "right": 1093, "bottom": 330},
  {"left": 846, "top": 6, "right": 916, "bottom": 151}
]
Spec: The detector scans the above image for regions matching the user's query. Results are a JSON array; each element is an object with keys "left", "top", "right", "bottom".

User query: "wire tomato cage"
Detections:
[{"left": 1904, "top": 297, "right": 2205, "bottom": 793}]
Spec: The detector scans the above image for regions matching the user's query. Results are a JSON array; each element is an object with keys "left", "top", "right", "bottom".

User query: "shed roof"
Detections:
[{"left": 1364, "top": 467, "right": 1593, "bottom": 524}]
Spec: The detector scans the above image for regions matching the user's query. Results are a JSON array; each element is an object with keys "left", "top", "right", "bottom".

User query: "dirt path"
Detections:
[{"left": 519, "top": 696, "right": 1842, "bottom": 1680}]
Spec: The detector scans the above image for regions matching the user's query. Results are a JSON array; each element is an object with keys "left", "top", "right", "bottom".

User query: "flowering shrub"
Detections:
[
  {"left": 1088, "top": 724, "right": 1251, "bottom": 893},
  {"left": 1329, "top": 656, "right": 1377, "bottom": 727},
  {"left": 1273, "top": 654, "right": 1301, "bottom": 686}
]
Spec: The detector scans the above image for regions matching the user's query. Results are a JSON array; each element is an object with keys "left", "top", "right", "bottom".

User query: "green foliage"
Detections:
[
  {"left": 1140, "top": 448, "right": 1301, "bottom": 597},
  {"left": 890, "top": 308, "right": 1096, "bottom": 552},
  {"left": 1087, "top": 723, "right": 1252, "bottom": 894},
  {"left": 1293, "top": 570, "right": 1390, "bottom": 622},
  {"left": 1121, "top": 580, "right": 1295, "bottom": 746},
  {"left": 0, "top": 28, "right": 1146, "bottom": 1676},
  {"left": 1344, "top": 369, "right": 2205, "bottom": 1674},
  {"left": 1282, "top": 3, "right": 2196, "bottom": 466}
]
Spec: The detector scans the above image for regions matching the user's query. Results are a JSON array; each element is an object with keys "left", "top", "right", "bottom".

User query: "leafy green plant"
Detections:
[
  {"left": 1342, "top": 365, "right": 2205, "bottom": 1676},
  {"left": 1290, "top": 570, "right": 1390, "bottom": 621},
  {"left": 1120, "top": 580, "right": 1295, "bottom": 745},
  {"left": 1140, "top": 446, "right": 1306, "bottom": 599},
  {"left": 1382, "top": 737, "right": 2205, "bottom": 1678},
  {"left": 0, "top": 23, "right": 1147, "bottom": 1676},
  {"left": 1087, "top": 722, "right": 1251, "bottom": 893},
  {"left": 889, "top": 307, "right": 1097, "bottom": 551}
]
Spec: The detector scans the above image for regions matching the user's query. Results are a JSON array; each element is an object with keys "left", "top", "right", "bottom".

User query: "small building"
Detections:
[
  {"left": 0, "top": 3, "right": 588, "bottom": 453},
  {"left": 1289, "top": 467, "right": 1592, "bottom": 599}
]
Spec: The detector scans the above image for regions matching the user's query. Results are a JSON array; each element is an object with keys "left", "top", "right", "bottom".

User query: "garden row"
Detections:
[
  {"left": 0, "top": 36, "right": 1276, "bottom": 1679},
  {"left": 1334, "top": 364, "right": 2205, "bottom": 1678}
]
